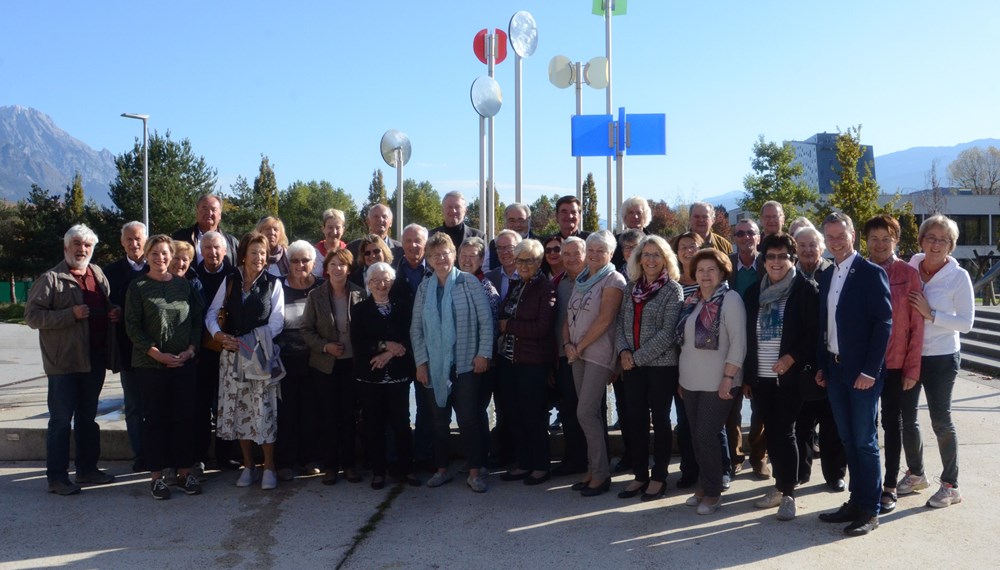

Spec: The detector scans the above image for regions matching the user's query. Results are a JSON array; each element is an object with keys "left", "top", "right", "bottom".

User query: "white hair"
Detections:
[
  {"left": 403, "top": 223, "right": 428, "bottom": 240},
  {"left": 620, "top": 196, "right": 652, "bottom": 227},
  {"left": 64, "top": 224, "right": 98, "bottom": 248},
  {"left": 287, "top": 239, "right": 316, "bottom": 261},
  {"left": 200, "top": 231, "right": 228, "bottom": 251},
  {"left": 366, "top": 261, "right": 396, "bottom": 282},
  {"left": 120, "top": 221, "right": 146, "bottom": 238},
  {"left": 442, "top": 191, "right": 467, "bottom": 204},
  {"left": 585, "top": 230, "right": 617, "bottom": 253}
]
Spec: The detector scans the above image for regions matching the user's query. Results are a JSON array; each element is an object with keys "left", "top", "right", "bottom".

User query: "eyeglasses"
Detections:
[
  {"left": 545, "top": 247, "right": 561, "bottom": 254},
  {"left": 290, "top": 258, "right": 311, "bottom": 264},
  {"left": 369, "top": 278, "right": 391, "bottom": 286},
  {"left": 640, "top": 252, "right": 663, "bottom": 260},
  {"left": 364, "top": 250, "right": 382, "bottom": 257},
  {"left": 678, "top": 244, "right": 699, "bottom": 252},
  {"left": 496, "top": 245, "right": 515, "bottom": 253},
  {"left": 514, "top": 257, "right": 539, "bottom": 265},
  {"left": 734, "top": 230, "right": 757, "bottom": 238},
  {"left": 922, "top": 236, "right": 951, "bottom": 246},
  {"left": 430, "top": 250, "right": 453, "bottom": 259},
  {"left": 765, "top": 253, "right": 794, "bottom": 262}
]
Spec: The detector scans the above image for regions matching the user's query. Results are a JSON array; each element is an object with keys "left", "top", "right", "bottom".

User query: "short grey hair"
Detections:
[
  {"left": 918, "top": 214, "right": 960, "bottom": 255},
  {"left": 460, "top": 236, "right": 487, "bottom": 258},
  {"left": 794, "top": 225, "right": 826, "bottom": 251},
  {"left": 514, "top": 238, "right": 544, "bottom": 261},
  {"left": 366, "top": 261, "right": 396, "bottom": 282},
  {"left": 200, "top": 231, "right": 227, "bottom": 251},
  {"left": 495, "top": 229, "right": 523, "bottom": 246},
  {"left": 736, "top": 218, "right": 759, "bottom": 232},
  {"left": 64, "top": 224, "right": 99, "bottom": 248},
  {"left": 120, "top": 221, "right": 147, "bottom": 238},
  {"left": 585, "top": 230, "right": 616, "bottom": 253},
  {"left": 689, "top": 201, "right": 714, "bottom": 216},
  {"left": 287, "top": 239, "right": 316, "bottom": 261},
  {"left": 442, "top": 190, "right": 467, "bottom": 205},
  {"left": 322, "top": 208, "right": 345, "bottom": 224},
  {"left": 787, "top": 216, "right": 814, "bottom": 236},
  {"left": 761, "top": 201, "right": 785, "bottom": 216},
  {"left": 505, "top": 202, "right": 530, "bottom": 218},
  {"left": 618, "top": 228, "right": 645, "bottom": 246},
  {"left": 562, "top": 236, "right": 585, "bottom": 251},
  {"left": 822, "top": 212, "right": 855, "bottom": 237},
  {"left": 402, "top": 223, "right": 428, "bottom": 240},
  {"left": 620, "top": 196, "right": 652, "bottom": 227}
]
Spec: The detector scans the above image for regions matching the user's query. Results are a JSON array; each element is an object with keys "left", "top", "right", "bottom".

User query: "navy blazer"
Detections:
[{"left": 816, "top": 253, "right": 892, "bottom": 380}]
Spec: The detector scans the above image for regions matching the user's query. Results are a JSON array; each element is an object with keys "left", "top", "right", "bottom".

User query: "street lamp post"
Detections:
[{"left": 121, "top": 113, "right": 150, "bottom": 231}]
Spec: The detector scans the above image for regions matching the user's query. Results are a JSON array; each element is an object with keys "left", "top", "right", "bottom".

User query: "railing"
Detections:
[{"left": 971, "top": 250, "right": 1000, "bottom": 305}]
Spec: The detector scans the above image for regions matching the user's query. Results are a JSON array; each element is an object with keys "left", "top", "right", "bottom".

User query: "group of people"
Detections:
[{"left": 26, "top": 191, "right": 973, "bottom": 535}]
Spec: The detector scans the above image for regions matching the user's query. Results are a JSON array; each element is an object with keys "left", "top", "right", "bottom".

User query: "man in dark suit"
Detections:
[
  {"left": 347, "top": 204, "right": 404, "bottom": 261},
  {"left": 483, "top": 230, "right": 522, "bottom": 302},
  {"left": 171, "top": 193, "right": 240, "bottom": 267},
  {"left": 815, "top": 212, "right": 892, "bottom": 536},
  {"left": 103, "top": 221, "right": 149, "bottom": 471},
  {"left": 486, "top": 203, "right": 534, "bottom": 270},
  {"left": 429, "top": 191, "right": 485, "bottom": 249}
]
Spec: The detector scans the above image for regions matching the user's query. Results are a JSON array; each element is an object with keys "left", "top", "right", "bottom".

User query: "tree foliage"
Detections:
[
  {"left": 253, "top": 155, "right": 279, "bottom": 217},
  {"left": 581, "top": 173, "right": 600, "bottom": 232},
  {"left": 65, "top": 172, "right": 85, "bottom": 222},
  {"left": 528, "top": 194, "right": 560, "bottom": 237},
  {"left": 222, "top": 175, "right": 260, "bottom": 237},
  {"left": 388, "top": 179, "right": 441, "bottom": 238},
  {"left": 467, "top": 188, "right": 504, "bottom": 234},
  {"left": 361, "top": 168, "right": 388, "bottom": 224},
  {"left": 646, "top": 200, "right": 685, "bottom": 238},
  {"left": 947, "top": 145, "right": 1000, "bottom": 194},
  {"left": 828, "top": 126, "right": 881, "bottom": 244},
  {"left": 107, "top": 130, "right": 217, "bottom": 236},
  {"left": 279, "top": 180, "right": 360, "bottom": 243},
  {"left": 0, "top": 186, "right": 74, "bottom": 277},
  {"left": 713, "top": 205, "right": 732, "bottom": 240},
  {"left": 739, "top": 135, "right": 818, "bottom": 223}
]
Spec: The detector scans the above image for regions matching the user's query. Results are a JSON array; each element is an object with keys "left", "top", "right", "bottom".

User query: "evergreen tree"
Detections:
[
  {"left": 388, "top": 179, "right": 441, "bottom": 238},
  {"left": 65, "top": 172, "right": 85, "bottom": 222},
  {"left": 0, "top": 185, "right": 69, "bottom": 278},
  {"left": 361, "top": 168, "right": 388, "bottom": 226},
  {"left": 253, "top": 155, "right": 279, "bottom": 217},
  {"left": 739, "top": 135, "right": 818, "bottom": 223},
  {"left": 279, "top": 180, "right": 360, "bottom": 242},
  {"left": 829, "top": 125, "right": 880, "bottom": 251},
  {"left": 223, "top": 176, "right": 261, "bottom": 237},
  {"left": 581, "top": 173, "right": 600, "bottom": 232},
  {"left": 528, "top": 194, "right": 560, "bottom": 237},
  {"left": 467, "top": 188, "right": 504, "bottom": 234},
  {"left": 107, "top": 130, "right": 217, "bottom": 235}
]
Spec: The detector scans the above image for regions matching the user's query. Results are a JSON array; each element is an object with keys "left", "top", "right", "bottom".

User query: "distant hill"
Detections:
[
  {"left": 0, "top": 105, "right": 116, "bottom": 205},
  {"left": 874, "top": 138, "right": 1000, "bottom": 193}
]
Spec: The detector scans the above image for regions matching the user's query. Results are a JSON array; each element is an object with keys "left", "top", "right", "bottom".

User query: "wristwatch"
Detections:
[{"left": 929, "top": 309, "right": 937, "bottom": 322}]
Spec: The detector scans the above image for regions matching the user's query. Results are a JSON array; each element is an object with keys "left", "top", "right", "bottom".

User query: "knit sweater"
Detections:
[
  {"left": 124, "top": 275, "right": 204, "bottom": 369},
  {"left": 615, "top": 279, "right": 684, "bottom": 367},
  {"left": 410, "top": 271, "right": 494, "bottom": 372}
]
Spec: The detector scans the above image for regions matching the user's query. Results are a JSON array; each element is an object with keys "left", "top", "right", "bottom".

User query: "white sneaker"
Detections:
[
  {"left": 776, "top": 496, "right": 796, "bottom": 521},
  {"left": 897, "top": 470, "right": 929, "bottom": 495},
  {"left": 426, "top": 471, "right": 453, "bottom": 488},
  {"left": 926, "top": 482, "right": 962, "bottom": 508},
  {"left": 754, "top": 488, "right": 783, "bottom": 509},
  {"left": 697, "top": 497, "right": 721, "bottom": 515},
  {"left": 466, "top": 475, "right": 488, "bottom": 493},
  {"left": 261, "top": 469, "right": 278, "bottom": 490},
  {"left": 236, "top": 466, "right": 257, "bottom": 488},
  {"left": 685, "top": 494, "right": 702, "bottom": 507}
]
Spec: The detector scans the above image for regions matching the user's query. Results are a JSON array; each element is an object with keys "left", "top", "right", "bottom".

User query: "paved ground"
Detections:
[{"left": 2, "top": 323, "right": 1000, "bottom": 568}]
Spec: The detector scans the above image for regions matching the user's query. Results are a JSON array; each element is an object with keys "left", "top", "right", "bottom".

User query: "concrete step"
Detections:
[
  {"left": 961, "top": 338, "right": 1000, "bottom": 360},
  {"left": 961, "top": 328, "right": 1000, "bottom": 344},
  {"left": 973, "top": 311, "right": 1000, "bottom": 331},
  {"left": 960, "top": 352, "right": 1000, "bottom": 378}
]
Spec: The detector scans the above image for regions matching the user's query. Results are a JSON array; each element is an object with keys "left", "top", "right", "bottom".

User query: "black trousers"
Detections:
[
  {"left": 312, "top": 360, "right": 357, "bottom": 471},
  {"left": 194, "top": 350, "right": 221, "bottom": 463},
  {"left": 359, "top": 381, "right": 412, "bottom": 477},
  {"left": 623, "top": 365, "right": 677, "bottom": 483},
  {"left": 137, "top": 362, "right": 197, "bottom": 472},
  {"left": 751, "top": 378, "right": 802, "bottom": 495},
  {"left": 499, "top": 360, "right": 551, "bottom": 472},
  {"left": 275, "top": 355, "right": 316, "bottom": 469},
  {"left": 796, "top": 397, "right": 847, "bottom": 484}
]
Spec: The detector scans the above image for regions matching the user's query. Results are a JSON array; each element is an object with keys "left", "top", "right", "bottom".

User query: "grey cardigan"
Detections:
[
  {"left": 410, "top": 271, "right": 494, "bottom": 373},
  {"left": 300, "top": 282, "right": 367, "bottom": 374},
  {"left": 615, "top": 279, "right": 684, "bottom": 367}
]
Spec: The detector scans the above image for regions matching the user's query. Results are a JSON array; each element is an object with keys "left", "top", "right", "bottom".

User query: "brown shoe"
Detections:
[
  {"left": 322, "top": 470, "right": 338, "bottom": 486},
  {"left": 752, "top": 462, "right": 772, "bottom": 480}
]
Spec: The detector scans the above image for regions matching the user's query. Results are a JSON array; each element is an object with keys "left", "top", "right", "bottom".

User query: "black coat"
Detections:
[
  {"left": 349, "top": 294, "right": 416, "bottom": 383},
  {"left": 743, "top": 271, "right": 819, "bottom": 391},
  {"left": 103, "top": 257, "right": 149, "bottom": 370}
]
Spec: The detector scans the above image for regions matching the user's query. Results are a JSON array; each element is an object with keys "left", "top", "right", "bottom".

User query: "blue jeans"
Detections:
[
  {"left": 825, "top": 359, "right": 883, "bottom": 515},
  {"left": 46, "top": 353, "right": 106, "bottom": 482},
  {"left": 902, "top": 353, "right": 960, "bottom": 486}
]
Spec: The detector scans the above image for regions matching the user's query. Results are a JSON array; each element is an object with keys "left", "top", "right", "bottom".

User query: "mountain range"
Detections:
[{"left": 0, "top": 104, "right": 997, "bottom": 211}]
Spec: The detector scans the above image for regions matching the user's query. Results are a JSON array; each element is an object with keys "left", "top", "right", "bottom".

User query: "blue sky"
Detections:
[{"left": 3, "top": 0, "right": 999, "bottom": 216}]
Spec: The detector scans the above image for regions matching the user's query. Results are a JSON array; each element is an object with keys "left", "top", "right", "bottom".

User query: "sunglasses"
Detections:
[
  {"left": 545, "top": 247, "right": 561, "bottom": 254},
  {"left": 734, "top": 230, "right": 757, "bottom": 238}
]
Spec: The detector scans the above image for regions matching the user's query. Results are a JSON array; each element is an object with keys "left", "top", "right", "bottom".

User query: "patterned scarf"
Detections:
[
  {"left": 631, "top": 271, "right": 669, "bottom": 304},
  {"left": 758, "top": 267, "right": 796, "bottom": 342},
  {"left": 676, "top": 282, "right": 729, "bottom": 350},
  {"left": 268, "top": 246, "right": 289, "bottom": 276}
]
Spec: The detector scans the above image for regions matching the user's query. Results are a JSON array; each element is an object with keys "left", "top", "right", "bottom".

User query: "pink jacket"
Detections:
[{"left": 878, "top": 258, "right": 923, "bottom": 380}]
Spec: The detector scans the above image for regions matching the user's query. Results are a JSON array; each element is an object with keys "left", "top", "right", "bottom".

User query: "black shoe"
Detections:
[
  {"left": 617, "top": 481, "right": 648, "bottom": 499},
  {"left": 500, "top": 470, "right": 530, "bottom": 482},
  {"left": 844, "top": 514, "right": 879, "bottom": 536},
  {"left": 150, "top": 478, "right": 171, "bottom": 500},
  {"left": 819, "top": 502, "right": 860, "bottom": 523},
  {"left": 322, "top": 471, "right": 338, "bottom": 486},
  {"left": 798, "top": 476, "right": 811, "bottom": 485},
  {"left": 552, "top": 462, "right": 588, "bottom": 476},
  {"left": 880, "top": 490, "right": 898, "bottom": 513},
  {"left": 371, "top": 476, "right": 386, "bottom": 490},
  {"left": 612, "top": 460, "right": 632, "bottom": 474},
  {"left": 827, "top": 478, "right": 846, "bottom": 492},
  {"left": 401, "top": 474, "right": 421, "bottom": 487},
  {"left": 47, "top": 479, "right": 81, "bottom": 496},
  {"left": 344, "top": 468, "right": 362, "bottom": 483},
  {"left": 571, "top": 480, "right": 590, "bottom": 491},
  {"left": 676, "top": 476, "right": 698, "bottom": 489},
  {"left": 131, "top": 459, "right": 147, "bottom": 473},
  {"left": 549, "top": 419, "right": 562, "bottom": 433},
  {"left": 74, "top": 469, "right": 115, "bottom": 485},
  {"left": 524, "top": 472, "right": 551, "bottom": 486},
  {"left": 641, "top": 481, "right": 666, "bottom": 502},
  {"left": 182, "top": 474, "right": 202, "bottom": 496},
  {"left": 580, "top": 479, "right": 611, "bottom": 497}
]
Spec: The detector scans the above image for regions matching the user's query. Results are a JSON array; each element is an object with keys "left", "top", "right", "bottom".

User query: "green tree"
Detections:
[
  {"left": 361, "top": 168, "right": 388, "bottom": 225},
  {"left": 528, "top": 194, "right": 560, "bottom": 237},
  {"left": 581, "top": 173, "right": 600, "bottom": 232},
  {"left": 829, "top": 125, "right": 881, "bottom": 252},
  {"left": 739, "top": 135, "right": 818, "bottom": 223},
  {"left": 107, "top": 130, "right": 217, "bottom": 235},
  {"left": 65, "top": 172, "right": 85, "bottom": 222},
  {"left": 388, "top": 179, "right": 441, "bottom": 238},
  {"left": 253, "top": 155, "right": 279, "bottom": 217},
  {"left": 279, "top": 180, "right": 360, "bottom": 242},
  {"left": 646, "top": 200, "right": 684, "bottom": 238},
  {"left": 0, "top": 185, "right": 69, "bottom": 278},
  {"left": 947, "top": 145, "right": 1000, "bottom": 194},
  {"left": 467, "top": 188, "right": 504, "bottom": 234},
  {"left": 222, "top": 175, "right": 261, "bottom": 237}
]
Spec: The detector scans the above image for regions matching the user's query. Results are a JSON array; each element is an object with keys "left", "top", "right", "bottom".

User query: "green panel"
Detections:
[{"left": 592, "top": 0, "right": 627, "bottom": 16}]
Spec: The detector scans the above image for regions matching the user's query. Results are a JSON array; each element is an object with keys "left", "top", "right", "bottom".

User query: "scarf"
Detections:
[
  {"left": 676, "top": 282, "right": 729, "bottom": 350},
  {"left": 632, "top": 271, "right": 669, "bottom": 304},
  {"left": 268, "top": 246, "right": 289, "bottom": 276},
  {"left": 422, "top": 267, "right": 459, "bottom": 407},
  {"left": 575, "top": 262, "right": 615, "bottom": 294},
  {"left": 758, "top": 267, "right": 796, "bottom": 342}
]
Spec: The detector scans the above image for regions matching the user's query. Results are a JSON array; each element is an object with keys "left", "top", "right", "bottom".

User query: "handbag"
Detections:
[{"left": 202, "top": 279, "right": 234, "bottom": 352}]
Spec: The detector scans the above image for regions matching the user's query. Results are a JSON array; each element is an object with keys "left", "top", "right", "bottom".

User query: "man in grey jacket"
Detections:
[{"left": 25, "top": 225, "right": 119, "bottom": 495}]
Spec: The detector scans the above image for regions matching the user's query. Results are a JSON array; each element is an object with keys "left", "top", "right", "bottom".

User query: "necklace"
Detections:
[{"left": 920, "top": 259, "right": 945, "bottom": 280}]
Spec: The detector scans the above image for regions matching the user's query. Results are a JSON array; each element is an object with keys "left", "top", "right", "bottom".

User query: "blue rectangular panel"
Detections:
[
  {"left": 625, "top": 113, "right": 666, "bottom": 155},
  {"left": 571, "top": 114, "right": 614, "bottom": 157}
]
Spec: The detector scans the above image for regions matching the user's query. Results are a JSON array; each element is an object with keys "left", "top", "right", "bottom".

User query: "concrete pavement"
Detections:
[{"left": 1, "top": 323, "right": 1000, "bottom": 568}]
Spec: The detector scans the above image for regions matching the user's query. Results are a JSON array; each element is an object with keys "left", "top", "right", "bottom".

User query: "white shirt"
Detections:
[
  {"left": 126, "top": 257, "right": 146, "bottom": 271},
  {"left": 909, "top": 253, "right": 975, "bottom": 356},
  {"left": 825, "top": 250, "right": 858, "bottom": 355},
  {"left": 499, "top": 267, "right": 519, "bottom": 300}
]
